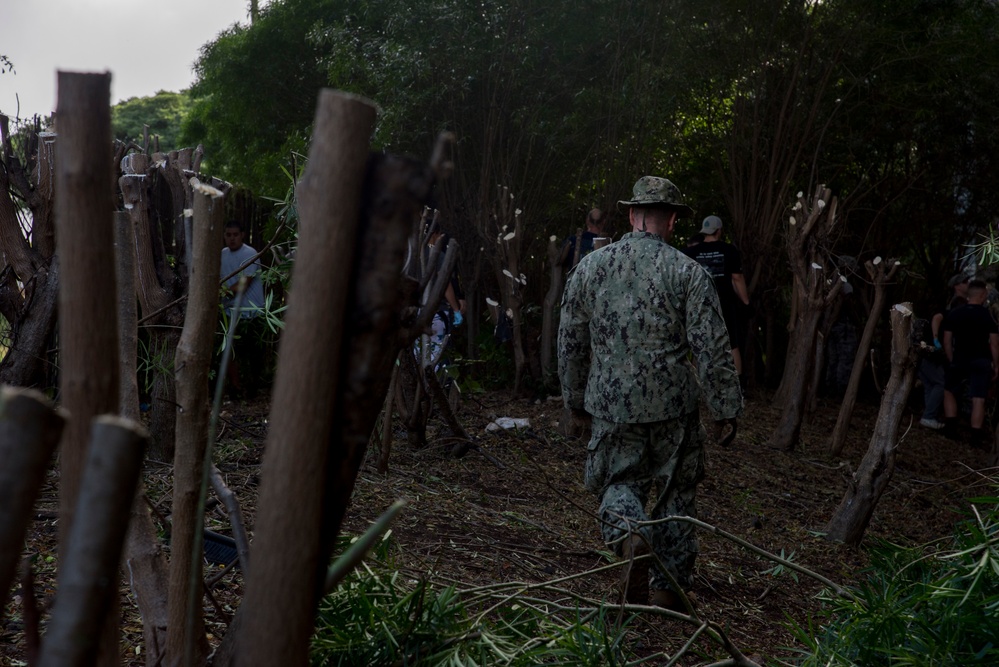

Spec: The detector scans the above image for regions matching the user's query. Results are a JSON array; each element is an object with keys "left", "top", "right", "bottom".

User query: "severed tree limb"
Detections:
[
  {"left": 38, "top": 416, "right": 150, "bottom": 667},
  {"left": 118, "top": 206, "right": 171, "bottom": 667},
  {"left": 826, "top": 303, "right": 918, "bottom": 545},
  {"left": 0, "top": 388, "right": 66, "bottom": 613},
  {"left": 230, "top": 90, "right": 378, "bottom": 667},
  {"left": 166, "top": 179, "right": 225, "bottom": 667},
  {"left": 53, "top": 71, "right": 123, "bottom": 667},
  {"left": 210, "top": 465, "right": 252, "bottom": 575},
  {"left": 828, "top": 257, "right": 901, "bottom": 455}
]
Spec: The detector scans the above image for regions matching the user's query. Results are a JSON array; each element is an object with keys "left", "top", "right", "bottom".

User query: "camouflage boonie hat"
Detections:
[{"left": 618, "top": 176, "right": 694, "bottom": 217}]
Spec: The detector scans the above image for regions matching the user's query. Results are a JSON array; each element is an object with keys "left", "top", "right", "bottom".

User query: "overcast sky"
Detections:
[{"left": 0, "top": 0, "right": 260, "bottom": 121}]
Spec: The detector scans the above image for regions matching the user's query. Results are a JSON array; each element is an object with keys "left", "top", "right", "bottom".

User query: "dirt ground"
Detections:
[{"left": 2, "top": 386, "right": 994, "bottom": 665}]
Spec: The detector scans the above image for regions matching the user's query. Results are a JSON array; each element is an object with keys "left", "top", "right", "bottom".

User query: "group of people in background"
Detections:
[
  {"left": 918, "top": 273, "right": 999, "bottom": 446},
  {"left": 559, "top": 206, "right": 752, "bottom": 385},
  {"left": 554, "top": 173, "right": 999, "bottom": 615}
]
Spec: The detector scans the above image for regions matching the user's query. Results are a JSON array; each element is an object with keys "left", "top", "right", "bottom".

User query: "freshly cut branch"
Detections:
[
  {"left": 828, "top": 257, "right": 901, "bottom": 456},
  {"left": 166, "top": 178, "right": 225, "bottom": 666},
  {"left": 233, "top": 89, "right": 377, "bottom": 667},
  {"left": 825, "top": 303, "right": 918, "bottom": 546},
  {"left": 0, "top": 388, "right": 66, "bottom": 612},
  {"left": 37, "top": 416, "right": 150, "bottom": 667}
]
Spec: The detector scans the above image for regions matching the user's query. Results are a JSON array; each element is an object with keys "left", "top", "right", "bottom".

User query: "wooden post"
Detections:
[
  {"left": 828, "top": 257, "right": 901, "bottom": 455},
  {"left": 116, "top": 207, "right": 172, "bottom": 667},
  {"left": 38, "top": 416, "right": 149, "bottom": 667},
  {"left": 53, "top": 71, "right": 122, "bottom": 667},
  {"left": 770, "top": 185, "right": 843, "bottom": 451},
  {"left": 0, "top": 388, "right": 66, "bottom": 613},
  {"left": 165, "top": 179, "right": 225, "bottom": 666},
  {"left": 55, "top": 70, "right": 118, "bottom": 534},
  {"left": 825, "top": 303, "right": 917, "bottom": 545},
  {"left": 235, "top": 90, "right": 376, "bottom": 667}
]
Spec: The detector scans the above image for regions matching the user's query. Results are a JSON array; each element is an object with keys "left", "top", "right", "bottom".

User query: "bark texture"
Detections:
[
  {"left": 37, "top": 417, "right": 149, "bottom": 667},
  {"left": 492, "top": 186, "right": 527, "bottom": 392},
  {"left": 118, "top": 199, "right": 172, "bottom": 665},
  {"left": 825, "top": 303, "right": 917, "bottom": 545},
  {"left": 164, "top": 180, "right": 224, "bottom": 667},
  {"left": 0, "top": 117, "right": 59, "bottom": 388},
  {"left": 0, "top": 388, "right": 66, "bottom": 612},
  {"left": 828, "top": 257, "right": 901, "bottom": 455},
  {"left": 53, "top": 71, "right": 122, "bottom": 667},
  {"left": 233, "top": 90, "right": 377, "bottom": 667},
  {"left": 770, "top": 185, "right": 843, "bottom": 451}
]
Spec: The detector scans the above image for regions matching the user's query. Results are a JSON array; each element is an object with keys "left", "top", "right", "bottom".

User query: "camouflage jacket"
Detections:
[{"left": 557, "top": 231, "right": 743, "bottom": 423}]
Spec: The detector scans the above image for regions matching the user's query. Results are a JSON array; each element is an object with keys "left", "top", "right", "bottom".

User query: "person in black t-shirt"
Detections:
[
  {"left": 941, "top": 279, "right": 999, "bottom": 440},
  {"left": 559, "top": 208, "right": 609, "bottom": 270},
  {"left": 683, "top": 215, "right": 751, "bottom": 376}
]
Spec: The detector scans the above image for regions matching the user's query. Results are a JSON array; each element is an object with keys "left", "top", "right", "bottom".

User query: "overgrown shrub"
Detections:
[
  {"left": 791, "top": 492, "right": 999, "bottom": 665},
  {"left": 310, "top": 540, "right": 630, "bottom": 666}
]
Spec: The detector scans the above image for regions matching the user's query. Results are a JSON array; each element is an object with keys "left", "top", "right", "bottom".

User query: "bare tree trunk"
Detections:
[
  {"left": 825, "top": 303, "right": 917, "bottom": 545},
  {"left": 233, "top": 90, "right": 377, "bottom": 667},
  {"left": 117, "top": 201, "right": 172, "bottom": 667},
  {"left": 540, "top": 235, "right": 564, "bottom": 385},
  {"left": 0, "top": 261, "right": 60, "bottom": 387},
  {"left": 165, "top": 182, "right": 224, "bottom": 667},
  {"left": 493, "top": 186, "right": 527, "bottom": 391},
  {"left": 53, "top": 71, "right": 122, "bottom": 667},
  {"left": 828, "top": 257, "right": 901, "bottom": 455},
  {"left": 0, "top": 388, "right": 66, "bottom": 612},
  {"left": 38, "top": 417, "right": 149, "bottom": 667},
  {"left": 120, "top": 154, "right": 186, "bottom": 461},
  {"left": 770, "top": 185, "right": 843, "bottom": 451},
  {"left": 770, "top": 308, "right": 822, "bottom": 450},
  {"left": 0, "top": 118, "right": 58, "bottom": 388},
  {"left": 124, "top": 500, "right": 170, "bottom": 666},
  {"left": 806, "top": 330, "right": 825, "bottom": 416}
]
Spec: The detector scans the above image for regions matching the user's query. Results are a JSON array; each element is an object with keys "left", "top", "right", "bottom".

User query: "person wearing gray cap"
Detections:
[
  {"left": 558, "top": 176, "right": 742, "bottom": 611},
  {"left": 683, "top": 215, "right": 751, "bottom": 377}
]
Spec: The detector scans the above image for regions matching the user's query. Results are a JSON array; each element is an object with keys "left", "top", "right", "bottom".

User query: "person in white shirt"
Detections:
[
  {"left": 220, "top": 221, "right": 267, "bottom": 398},
  {"left": 221, "top": 221, "right": 265, "bottom": 317}
]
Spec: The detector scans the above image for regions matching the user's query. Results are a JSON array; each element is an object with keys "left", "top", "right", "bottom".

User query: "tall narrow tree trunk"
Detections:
[
  {"left": 828, "top": 257, "right": 901, "bottom": 456},
  {"left": 165, "top": 182, "right": 224, "bottom": 667},
  {"left": 770, "top": 308, "right": 822, "bottom": 450},
  {"left": 770, "top": 186, "right": 843, "bottom": 449},
  {"left": 53, "top": 71, "right": 121, "bottom": 667},
  {"left": 234, "top": 89, "right": 376, "bottom": 667},
  {"left": 38, "top": 417, "right": 149, "bottom": 667},
  {"left": 825, "top": 304, "right": 917, "bottom": 545}
]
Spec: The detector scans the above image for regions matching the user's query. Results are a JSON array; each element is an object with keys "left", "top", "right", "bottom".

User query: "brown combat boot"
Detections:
[
  {"left": 620, "top": 534, "right": 650, "bottom": 604},
  {"left": 650, "top": 588, "right": 697, "bottom": 613}
]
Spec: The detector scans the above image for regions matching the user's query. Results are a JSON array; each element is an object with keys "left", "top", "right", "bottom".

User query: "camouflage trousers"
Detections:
[{"left": 585, "top": 412, "right": 706, "bottom": 592}]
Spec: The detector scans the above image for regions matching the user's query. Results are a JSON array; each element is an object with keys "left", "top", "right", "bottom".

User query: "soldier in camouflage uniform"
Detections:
[{"left": 557, "top": 176, "right": 743, "bottom": 610}]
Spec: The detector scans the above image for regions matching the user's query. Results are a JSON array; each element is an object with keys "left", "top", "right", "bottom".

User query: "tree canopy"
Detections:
[
  {"left": 112, "top": 90, "right": 192, "bottom": 153},
  {"left": 180, "top": 0, "right": 999, "bottom": 308}
]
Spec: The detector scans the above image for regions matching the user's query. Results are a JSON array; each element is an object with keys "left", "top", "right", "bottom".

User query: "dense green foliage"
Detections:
[
  {"left": 181, "top": 0, "right": 999, "bottom": 305},
  {"left": 312, "top": 568, "right": 629, "bottom": 666},
  {"left": 311, "top": 530, "right": 636, "bottom": 667},
  {"left": 112, "top": 90, "right": 192, "bottom": 152},
  {"left": 792, "top": 493, "right": 999, "bottom": 665}
]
